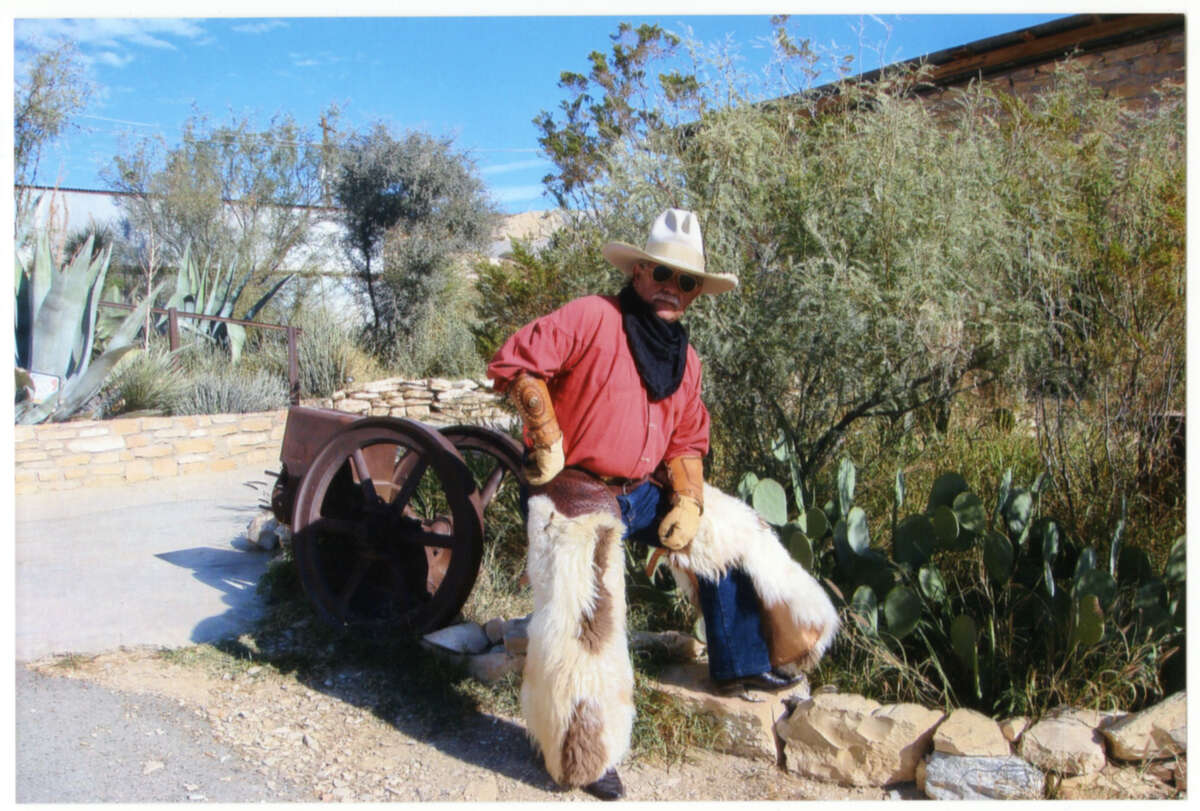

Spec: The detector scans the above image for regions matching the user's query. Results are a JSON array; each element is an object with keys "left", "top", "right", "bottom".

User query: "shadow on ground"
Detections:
[
  {"left": 206, "top": 606, "right": 564, "bottom": 795},
  {"left": 155, "top": 538, "right": 271, "bottom": 645}
]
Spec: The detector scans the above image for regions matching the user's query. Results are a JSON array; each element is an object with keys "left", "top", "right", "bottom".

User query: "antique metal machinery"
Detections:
[{"left": 270, "top": 406, "right": 525, "bottom": 635}]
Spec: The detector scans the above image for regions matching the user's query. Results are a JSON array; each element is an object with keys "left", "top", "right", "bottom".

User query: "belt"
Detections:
[
  {"left": 599, "top": 474, "right": 651, "bottom": 496},
  {"left": 557, "top": 466, "right": 653, "bottom": 496}
]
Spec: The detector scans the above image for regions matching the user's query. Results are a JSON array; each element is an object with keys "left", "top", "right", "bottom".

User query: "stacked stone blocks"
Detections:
[
  {"left": 14, "top": 377, "right": 508, "bottom": 495},
  {"left": 14, "top": 412, "right": 287, "bottom": 494}
]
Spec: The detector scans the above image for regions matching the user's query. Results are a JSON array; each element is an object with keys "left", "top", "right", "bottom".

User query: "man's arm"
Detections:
[
  {"left": 508, "top": 373, "right": 565, "bottom": 485},
  {"left": 487, "top": 299, "right": 603, "bottom": 485}
]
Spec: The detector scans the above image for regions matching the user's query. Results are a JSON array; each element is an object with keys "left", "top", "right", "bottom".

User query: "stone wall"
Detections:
[
  {"left": 13, "top": 378, "right": 510, "bottom": 495},
  {"left": 305, "top": 376, "right": 508, "bottom": 424},
  {"left": 14, "top": 411, "right": 287, "bottom": 494}
]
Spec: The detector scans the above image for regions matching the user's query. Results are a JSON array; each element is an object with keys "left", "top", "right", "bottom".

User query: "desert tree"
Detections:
[
  {"left": 14, "top": 39, "right": 94, "bottom": 243},
  {"left": 104, "top": 108, "right": 338, "bottom": 319},
  {"left": 332, "top": 124, "right": 498, "bottom": 366}
]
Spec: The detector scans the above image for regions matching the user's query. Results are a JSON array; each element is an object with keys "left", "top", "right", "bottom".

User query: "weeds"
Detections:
[
  {"left": 174, "top": 365, "right": 289, "bottom": 415},
  {"left": 95, "top": 344, "right": 188, "bottom": 417},
  {"left": 47, "top": 652, "right": 95, "bottom": 672},
  {"left": 632, "top": 667, "right": 726, "bottom": 764}
]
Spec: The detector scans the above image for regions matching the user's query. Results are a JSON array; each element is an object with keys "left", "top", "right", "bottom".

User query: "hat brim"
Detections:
[{"left": 602, "top": 242, "right": 738, "bottom": 295}]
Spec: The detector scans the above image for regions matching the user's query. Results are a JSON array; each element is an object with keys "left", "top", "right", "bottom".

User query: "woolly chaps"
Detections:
[
  {"left": 520, "top": 476, "right": 839, "bottom": 788},
  {"left": 667, "top": 484, "right": 840, "bottom": 673},
  {"left": 521, "top": 473, "right": 634, "bottom": 788}
]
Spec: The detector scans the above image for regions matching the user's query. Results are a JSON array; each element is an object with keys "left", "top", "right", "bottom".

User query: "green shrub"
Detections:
[
  {"left": 96, "top": 345, "right": 187, "bottom": 417},
  {"left": 383, "top": 257, "right": 485, "bottom": 379},
  {"left": 243, "top": 309, "right": 362, "bottom": 399},
  {"left": 471, "top": 233, "right": 610, "bottom": 364},
  {"left": 174, "top": 357, "right": 290, "bottom": 415},
  {"left": 742, "top": 451, "right": 1185, "bottom": 716},
  {"left": 531, "top": 21, "right": 1184, "bottom": 539}
]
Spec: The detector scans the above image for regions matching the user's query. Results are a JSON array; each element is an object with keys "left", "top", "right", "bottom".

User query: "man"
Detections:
[{"left": 488, "top": 209, "right": 838, "bottom": 801}]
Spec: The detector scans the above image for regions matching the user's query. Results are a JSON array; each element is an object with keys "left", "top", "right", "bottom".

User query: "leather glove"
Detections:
[
  {"left": 525, "top": 436, "right": 565, "bottom": 486},
  {"left": 659, "top": 495, "right": 701, "bottom": 550},
  {"left": 509, "top": 373, "right": 564, "bottom": 486},
  {"left": 659, "top": 455, "right": 705, "bottom": 550}
]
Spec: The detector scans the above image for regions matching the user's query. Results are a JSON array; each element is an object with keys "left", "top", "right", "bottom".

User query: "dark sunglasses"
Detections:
[{"left": 651, "top": 265, "right": 702, "bottom": 293}]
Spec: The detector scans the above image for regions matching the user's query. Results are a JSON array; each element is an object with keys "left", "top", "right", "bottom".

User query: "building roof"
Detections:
[{"left": 827, "top": 13, "right": 1183, "bottom": 96}]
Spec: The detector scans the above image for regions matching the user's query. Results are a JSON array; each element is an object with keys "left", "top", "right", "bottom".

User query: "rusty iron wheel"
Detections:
[
  {"left": 291, "top": 418, "right": 484, "bottom": 636},
  {"left": 438, "top": 424, "right": 526, "bottom": 514}
]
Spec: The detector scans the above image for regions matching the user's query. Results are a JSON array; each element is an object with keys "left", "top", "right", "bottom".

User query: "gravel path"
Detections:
[
  {"left": 15, "top": 664, "right": 311, "bottom": 802},
  {"left": 17, "top": 648, "right": 890, "bottom": 803}
]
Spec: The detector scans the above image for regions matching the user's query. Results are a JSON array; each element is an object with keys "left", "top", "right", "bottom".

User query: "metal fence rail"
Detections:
[{"left": 99, "top": 302, "right": 303, "bottom": 405}]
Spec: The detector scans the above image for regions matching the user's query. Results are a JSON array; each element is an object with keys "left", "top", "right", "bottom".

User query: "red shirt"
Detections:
[{"left": 487, "top": 295, "right": 710, "bottom": 480}]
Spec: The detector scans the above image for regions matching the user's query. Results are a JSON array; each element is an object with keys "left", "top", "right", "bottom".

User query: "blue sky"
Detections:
[{"left": 13, "top": 7, "right": 1075, "bottom": 214}]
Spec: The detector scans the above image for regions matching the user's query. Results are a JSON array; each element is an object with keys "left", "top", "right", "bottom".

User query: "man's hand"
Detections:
[
  {"left": 525, "top": 436, "right": 565, "bottom": 486},
  {"left": 659, "top": 495, "right": 701, "bottom": 550}
]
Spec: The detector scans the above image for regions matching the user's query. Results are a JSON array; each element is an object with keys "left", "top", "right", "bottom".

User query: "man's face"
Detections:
[{"left": 631, "top": 262, "right": 703, "bottom": 323}]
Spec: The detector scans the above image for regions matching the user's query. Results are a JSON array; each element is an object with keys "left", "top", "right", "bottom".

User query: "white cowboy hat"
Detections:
[{"left": 601, "top": 208, "right": 738, "bottom": 295}]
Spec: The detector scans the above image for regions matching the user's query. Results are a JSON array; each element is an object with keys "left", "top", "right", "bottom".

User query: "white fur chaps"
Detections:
[
  {"left": 521, "top": 492, "right": 634, "bottom": 787},
  {"left": 668, "top": 484, "right": 840, "bottom": 673}
]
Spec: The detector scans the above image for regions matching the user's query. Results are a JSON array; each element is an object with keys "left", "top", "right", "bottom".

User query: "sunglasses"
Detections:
[{"left": 651, "top": 265, "right": 702, "bottom": 294}]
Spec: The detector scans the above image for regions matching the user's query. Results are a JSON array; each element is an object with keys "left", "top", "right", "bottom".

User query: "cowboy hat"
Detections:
[{"left": 602, "top": 208, "right": 738, "bottom": 295}]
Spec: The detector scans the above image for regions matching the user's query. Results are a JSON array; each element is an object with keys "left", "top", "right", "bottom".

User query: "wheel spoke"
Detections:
[
  {"left": 335, "top": 557, "right": 372, "bottom": 617},
  {"left": 479, "top": 463, "right": 507, "bottom": 507},
  {"left": 395, "top": 528, "right": 456, "bottom": 550},
  {"left": 307, "top": 516, "right": 362, "bottom": 540},
  {"left": 350, "top": 449, "right": 380, "bottom": 504},
  {"left": 389, "top": 455, "right": 428, "bottom": 511}
]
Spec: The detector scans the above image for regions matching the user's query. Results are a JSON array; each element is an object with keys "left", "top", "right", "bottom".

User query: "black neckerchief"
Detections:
[{"left": 618, "top": 284, "right": 688, "bottom": 402}]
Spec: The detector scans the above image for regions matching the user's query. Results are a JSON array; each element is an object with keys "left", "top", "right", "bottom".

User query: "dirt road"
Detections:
[{"left": 19, "top": 647, "right": 894, "bottom": 803}]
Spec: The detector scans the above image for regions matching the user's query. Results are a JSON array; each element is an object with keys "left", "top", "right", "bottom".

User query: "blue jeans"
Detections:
[{"left": 617, "top": 481, "right": 772, "bottom": 682}]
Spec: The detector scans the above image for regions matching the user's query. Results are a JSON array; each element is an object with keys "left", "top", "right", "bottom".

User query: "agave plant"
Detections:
[
  {"left": 15, "top": 231, "right": 161, "bottom": 424},
  {"left": 161, "top": 243, "right": 292, "bottom": 364}
]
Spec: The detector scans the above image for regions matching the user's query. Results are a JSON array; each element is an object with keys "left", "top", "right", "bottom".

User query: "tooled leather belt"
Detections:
[{"left": 561, "top": 466, "right": 653, "bottom": 496}]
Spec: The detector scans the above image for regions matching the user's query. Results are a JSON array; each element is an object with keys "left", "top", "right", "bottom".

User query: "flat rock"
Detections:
[
  {"left": 1046, "top": 704, "right": 1126, "bottom": 729},
  {"left": 1101, "top": 691, "right": 1186, "bottom": 762},
  {"left": 655, "top": 662, "right": 795, "bottom": 760},
  {"left": 1056, "top": 763, "right": 1176, "bottom": 799},
  {"left": 629, "top": 630, "right": 705, "bottom": 661},
  {"left": 775, "top": 692, "right": 944, "bottom": 786},
  {"left": 933, "top": 707, "right": 1011, "bottom": 757},
  {"left": 465, "top": 650, "right": 525, "bottom": 684},
  {"left": 998, "top": 716, "right": 1030, "bottom": 744},
  {"left": 1019, "top": 715, "right": 1107, "bottom": 776},
  {"left": 502, "top": 616, "right": 529, "bottom": 655},
  {"left": 421, "top": 622, "right": 490, "bottom": 655},
  {"left": 919, "top": 751, "right": 1045, "bottom": 800}
]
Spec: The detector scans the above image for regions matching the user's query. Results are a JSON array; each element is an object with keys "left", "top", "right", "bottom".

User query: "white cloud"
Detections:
[
  {"left": 15, "top": 18, "right": 209, "bottom": 79},
  {"left": 16, "top": 18, "right": 207, "bottom": 51},
  {"left": 94, "top": 51, "right": 133, "bottom": 69},
  {"left": 232, "top": 20, "right": 289, "bottom": 35},
  {"left": 491, "top": 184, "right": 550, "bottom": 205},
  {"left": 481, "top": 158, "right": 552, "bottom": 176},
  {"left": 288, "top": 51, "right": 344, "bottom": 69}
]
